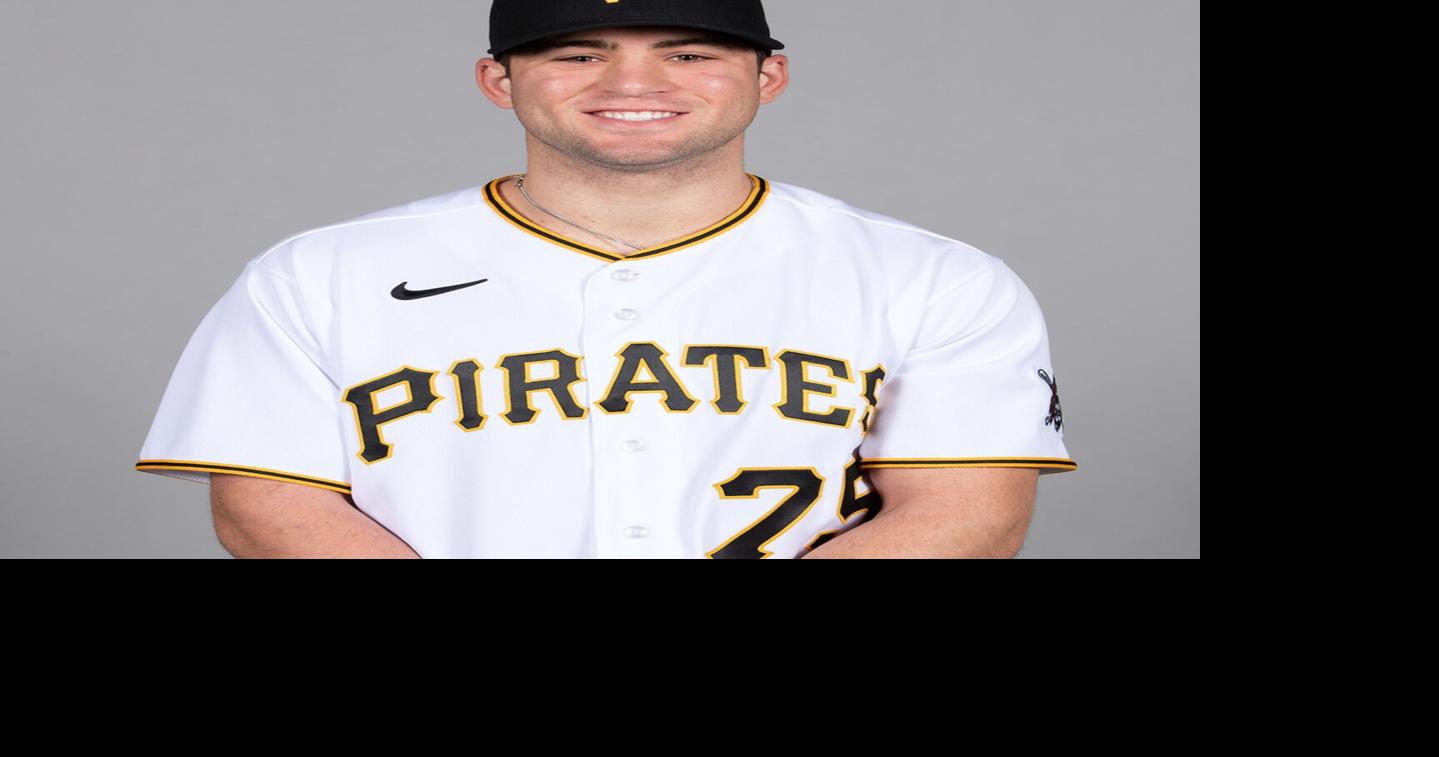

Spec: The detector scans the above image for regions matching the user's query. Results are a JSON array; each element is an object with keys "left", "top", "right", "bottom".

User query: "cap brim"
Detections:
[{"left": 489, "top": 19, "right": 784, "bottom": 57}]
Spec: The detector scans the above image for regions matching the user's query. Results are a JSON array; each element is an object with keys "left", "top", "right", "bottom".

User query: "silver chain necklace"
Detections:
[{"left": 515, "top": 175, "right": 646, "bottom": 252}]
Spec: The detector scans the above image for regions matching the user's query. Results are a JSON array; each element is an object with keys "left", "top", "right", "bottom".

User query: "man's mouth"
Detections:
[{"left": 586, "top": 110, "right": 687, "bottom": 123}]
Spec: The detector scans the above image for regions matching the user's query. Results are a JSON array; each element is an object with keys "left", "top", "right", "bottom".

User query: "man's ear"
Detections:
[
  {"left": 475, "top": 58, "right": 515, "bottom": 109},
  {"left": 757, "top": 54, "right": 790, "bottom": 105}
]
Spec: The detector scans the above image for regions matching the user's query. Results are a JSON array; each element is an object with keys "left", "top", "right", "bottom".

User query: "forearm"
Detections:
[
  {"left": 215, "top": 504, "right": 422, "bottom": 559},
  {"left": 801, "top": 505, "right": 1023, "bottom": 559}
]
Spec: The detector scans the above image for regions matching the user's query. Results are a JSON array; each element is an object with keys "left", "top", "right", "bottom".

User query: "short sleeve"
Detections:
[
  {"left": 134, "top": 260, "right": 352, "bottom": 495},
  {"left": 859, "top": 256, "right": 1077, "bottom": 475}
]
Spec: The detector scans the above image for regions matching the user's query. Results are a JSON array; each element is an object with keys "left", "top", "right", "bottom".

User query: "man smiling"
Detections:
[
  {"left": 135, "top": 0, "right": 1078, "bottom": 559},
  {"left": 475, "top": 13, "right": 788, "bottom": 258}
]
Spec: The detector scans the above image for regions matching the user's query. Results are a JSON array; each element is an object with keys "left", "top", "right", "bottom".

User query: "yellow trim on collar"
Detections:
[{"left": 481, "top": 173, "right": 771, "bottom": 263}]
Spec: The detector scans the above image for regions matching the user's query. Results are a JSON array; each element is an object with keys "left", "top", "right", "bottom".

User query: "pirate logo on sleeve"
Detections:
[{"left": 1037, "top": 368, "right": 1063, "bottom": 433}]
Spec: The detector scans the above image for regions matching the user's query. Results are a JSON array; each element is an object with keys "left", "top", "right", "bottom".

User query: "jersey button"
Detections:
[
  {"left": 622, "top": 526, "right": 650, "bottom": 538},
  {"left": 612, "top": 269, "right": 640, "bottom": 281},
  {"left": 620, "top": 439, "right": 647, "bottom": 452},
  {"left": 615, "top": 308, "right": 640, "bottom": 321}
]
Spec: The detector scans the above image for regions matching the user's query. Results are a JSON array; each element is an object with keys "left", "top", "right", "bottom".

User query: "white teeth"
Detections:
[{"left": 595, "top": 111, "right": 680, "bottom": 121}]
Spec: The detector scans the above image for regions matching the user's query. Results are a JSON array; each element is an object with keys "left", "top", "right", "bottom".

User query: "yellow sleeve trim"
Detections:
[
  {"left": 859, "top": 456, "right": 1078, "bottom": 472},
  {"left": 135, "top": 459, "right": 353, "bottom": 495}
]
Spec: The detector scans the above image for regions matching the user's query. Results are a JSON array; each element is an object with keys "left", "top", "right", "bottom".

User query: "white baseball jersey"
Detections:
[{"left": 136, "top": 173, "right": 1077, "bottom": 558}]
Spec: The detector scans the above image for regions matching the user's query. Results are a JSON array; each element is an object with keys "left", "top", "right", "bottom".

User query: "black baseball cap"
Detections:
[{"left": 487, "top": 0, "right": 785, "bottom": 58}]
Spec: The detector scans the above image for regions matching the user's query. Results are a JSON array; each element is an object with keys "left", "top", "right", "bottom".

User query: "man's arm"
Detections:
[
  {"left": 210, "top": 474, "right": 422, "bottom": 559},
  {"left": 801, "top": 467, "right": 1038, "bottom": 558}
]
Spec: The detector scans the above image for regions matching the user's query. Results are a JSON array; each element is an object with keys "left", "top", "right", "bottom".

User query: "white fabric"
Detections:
[{"left": 137, "top": 175, "right": 1075, "bottom": 558}]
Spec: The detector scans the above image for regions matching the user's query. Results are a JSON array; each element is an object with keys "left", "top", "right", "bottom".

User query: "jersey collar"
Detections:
[{"left": 481, "top": 173, "right": 771, "bottom": 264}]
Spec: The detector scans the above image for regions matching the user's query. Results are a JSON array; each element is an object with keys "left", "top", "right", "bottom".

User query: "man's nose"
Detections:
[{"left": 597, "top": 56, "right": 673, "bottom": 92}]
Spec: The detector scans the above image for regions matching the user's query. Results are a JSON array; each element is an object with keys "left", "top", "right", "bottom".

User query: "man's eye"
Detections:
[{"left": 557, "top": 54, "right": 713, "bottom": 63}]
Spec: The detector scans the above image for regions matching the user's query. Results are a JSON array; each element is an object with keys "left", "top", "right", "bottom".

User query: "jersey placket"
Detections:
[{"left": 578, "top": 262, "right": 689, "bottom": 556}]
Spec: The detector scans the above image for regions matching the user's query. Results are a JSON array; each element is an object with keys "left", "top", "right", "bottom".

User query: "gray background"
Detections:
[{"left": 0, "top": 1, "right": 1200, "bottom": 558}]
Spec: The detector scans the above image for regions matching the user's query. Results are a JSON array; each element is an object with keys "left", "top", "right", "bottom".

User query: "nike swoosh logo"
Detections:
[{"left": 392, "top": 279, "right": 489, "bottom": 301}]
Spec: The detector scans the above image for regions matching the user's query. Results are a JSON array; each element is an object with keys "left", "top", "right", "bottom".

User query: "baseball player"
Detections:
[{"left": 135, "top": 0, "right": 1077, "bottom": 559}]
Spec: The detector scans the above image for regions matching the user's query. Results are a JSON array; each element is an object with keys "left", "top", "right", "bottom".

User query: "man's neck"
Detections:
[{"left": 497, "top": 161, "right": 756, "bottom": 253}]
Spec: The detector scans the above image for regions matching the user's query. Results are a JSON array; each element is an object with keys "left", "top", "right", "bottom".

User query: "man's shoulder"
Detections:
[
  {"left": 345, "top": 184, "right": 490, "bottom": 225},
  {"left": 246, "top": 184, "right": 487, "bottom": 278},
  {"left": 763, "top": 177, "right": 998, "bottom": 270}
]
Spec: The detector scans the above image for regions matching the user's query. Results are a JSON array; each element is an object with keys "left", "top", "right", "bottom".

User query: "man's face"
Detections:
[{"left": 489, "top": 26, "right": 785, "bottom": 171}]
